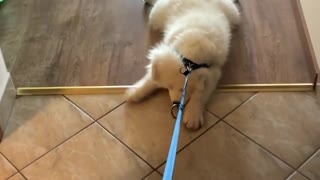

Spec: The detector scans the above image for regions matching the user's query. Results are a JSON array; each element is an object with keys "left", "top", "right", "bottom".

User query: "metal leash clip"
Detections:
[
  {"left": 171, "top": 103, "right": 179, "bottom": 118},
  {"left": 179, "top": 67, "right": 188, "bottom": 76},
  {"left": 171, "top": 64, "right": 192, "bottom": 119},
  {"left": 179, "top": 64, "right": 192, "bottom": 76}
]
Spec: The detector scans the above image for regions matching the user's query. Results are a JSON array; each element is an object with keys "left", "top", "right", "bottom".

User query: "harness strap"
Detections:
[
  {"left": 182, "top": 57, "right": 210, "bottom": 71},
  {"left": 177, "top": 50, "right": 211, "bottom": 76}
]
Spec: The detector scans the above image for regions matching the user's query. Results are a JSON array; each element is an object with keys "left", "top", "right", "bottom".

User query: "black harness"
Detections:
[
  {"left": 170, "top": 52, "right": 211, "bottom": 118},
  {"left": 175, "top": 49, "right": 211, "bottom": 75},
  {"left": 181, "top": 57, "right": 210, "bottom": 75}
]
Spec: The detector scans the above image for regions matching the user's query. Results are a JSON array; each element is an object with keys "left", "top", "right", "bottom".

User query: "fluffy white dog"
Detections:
[{"left": 126, "top": 0, "right": 240, "bottom": 130}]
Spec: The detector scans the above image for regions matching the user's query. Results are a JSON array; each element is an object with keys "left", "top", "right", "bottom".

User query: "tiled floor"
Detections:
[{"left": 0, "top": 90, "right": 319, "bottom": 180}]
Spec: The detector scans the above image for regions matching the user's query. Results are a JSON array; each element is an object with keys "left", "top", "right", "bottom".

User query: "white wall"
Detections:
[
  {"left": 0, "top": 49, "right": 10, "bottom": 98},
  {"left": 300, "top": 0, "right": 320, "bottom": 69}
]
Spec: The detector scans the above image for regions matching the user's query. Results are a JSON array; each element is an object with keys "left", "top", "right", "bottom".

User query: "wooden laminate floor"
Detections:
[{"left": 0, "top": 0, "right": 316, "bottom": 87}]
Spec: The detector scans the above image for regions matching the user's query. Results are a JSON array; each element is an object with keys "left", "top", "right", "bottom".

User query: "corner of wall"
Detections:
[{"left": 0, "top": 48, "right": 16, "bottom": 142}]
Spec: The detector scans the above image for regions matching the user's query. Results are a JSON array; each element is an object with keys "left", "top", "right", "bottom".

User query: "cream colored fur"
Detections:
[{"left": 126, "top": 0, "right": 240, "bottom": 130}]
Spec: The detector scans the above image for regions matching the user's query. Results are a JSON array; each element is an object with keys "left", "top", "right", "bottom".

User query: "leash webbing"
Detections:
[{"left": 163, "top": 69, "right": 191, "bottom": 180}]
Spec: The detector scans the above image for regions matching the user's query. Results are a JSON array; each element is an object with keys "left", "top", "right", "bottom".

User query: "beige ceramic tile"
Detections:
[
  {"left": 159, "top": 122, "right": 292, "bottom": 180},
  {"left": 144, "top": 171, "right": 162, "bottom": 180},
  {"left": 207, "top": 92, "right": 254, "bottom": 118},
  {"left": 7, "top": 173, "right": 26, "bottom": 180},
  {"left": 99, "top": 91, "right": 219, "bottom": 167},
  {"left": 0, "top": 96, "right": 93, "bottom": 169},
  {"left": 22, "top": 123, "right": 152, "bottom": 180},
  {"left": 225, "top": 92, "right": 320, "bottom": 168},
  {"left": 66, "top": 94, "right": 125, "bottom": 120},
  {"left": 287, "top": 172, "right": 309, "bottom": 180},
  {"left": 300, "top": 149, "right": 320, "bottom": 180},
  {"left": 0, "top": 153, "right": 17, "bottom": 180}
]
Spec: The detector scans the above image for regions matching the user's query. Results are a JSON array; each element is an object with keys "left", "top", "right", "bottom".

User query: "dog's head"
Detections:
[{"left": 147, "top": 44, "right": 208, "bottom": 104}]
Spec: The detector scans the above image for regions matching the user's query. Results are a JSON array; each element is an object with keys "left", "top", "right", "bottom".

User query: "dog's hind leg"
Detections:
[{"left": 126, "top": 74, "right": 160, "bottom": 102}]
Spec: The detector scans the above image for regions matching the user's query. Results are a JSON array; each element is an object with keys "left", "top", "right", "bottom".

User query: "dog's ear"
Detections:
[{"left": 147, "top": 46, "right": 163, "bottom": 81}]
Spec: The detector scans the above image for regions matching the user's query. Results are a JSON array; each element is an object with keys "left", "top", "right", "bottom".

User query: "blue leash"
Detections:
[{"left": 163, "top": 68, "right": 191, "bottom": 180}]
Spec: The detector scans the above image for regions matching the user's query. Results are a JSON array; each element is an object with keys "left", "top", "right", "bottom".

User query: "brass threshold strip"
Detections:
[{"left": 17, "top": 83, "right": 314, "bottom": 96}]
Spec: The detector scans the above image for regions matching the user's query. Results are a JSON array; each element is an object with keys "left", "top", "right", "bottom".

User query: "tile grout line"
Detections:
[
  {"left": 95, "top": 121, "right": 157, "bottom": 172},
  {"left": 285, "top": 171, "right": 298, "bottom": 180},
  {"left": 15, "top": 121, "right": 96, "bottom": 173},
  {"left": 154, "top": 162, "right": 166, "bottom": 175},
  {"left": 62, "top": 95, "right": 97, "bottom": 120},
  {"left": 154, "top": 163, "right": 165, "bottom": 175},
  {"left": 18, "top": 172, "right": 28, "bottom": 180},
  {"left": 153, "top": 119, "right": 223, "bottom": 174},
  {"left": 294, "top": 148, "right": 320, "bottom": 180},
  {"left": 140, "top": 170, "right": 158, "bottom": 180},
  {"left": 95, "top": 101, "right": 126, "bottom": 121},
  {"left": 155, "top": 170, "right": 163, "bottom": 177},
  {"left": 222, "top": 120, "right": 297, "bottom": 171},
  {"left": 1, "top": 152, "right": 28, "bottom": 180},
  {"left": 206, "top": 109, "right": 221, "bottom": 120},
  {"left": 140, "top": 169, "right": 163, "bottom": 180},
  {"left": 63, "top": 95, "right": 126, "bottom": 121},
  {"left": 283, "top": 171, "right": 301, "bottom": 180},
  {"left": 0, "top": 152, "right": 20, "bottom": 180},
  {"left": 221, "top": 92, "right": 258, "bottom": 119},
  {"left": 208, "top": 92, "right": 258, "bottom": 120},
  {"left": 177, "top": 119, "right": 222, "bottom": 154},
  {"left": 4, "top": 173, "right": 18, "bottom": 180},
  {"left": 285, "top": 171, "right": 312, "bottom": 180}
]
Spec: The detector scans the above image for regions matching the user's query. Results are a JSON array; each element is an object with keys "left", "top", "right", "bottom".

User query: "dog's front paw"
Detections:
[
  {"left": 125, "top": 88, "right": 144, "bottom": 103},
  {"left": 183, "top": 109, "right": 204, "bottom": 130}
]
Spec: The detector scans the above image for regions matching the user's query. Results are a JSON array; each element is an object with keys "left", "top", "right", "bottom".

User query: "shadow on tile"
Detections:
[
  {"left": 21, "top": 123, "right": 152, "bottom": 180},
  {"left": 0, "top": 96, "right": 93, "bottom": 169}
]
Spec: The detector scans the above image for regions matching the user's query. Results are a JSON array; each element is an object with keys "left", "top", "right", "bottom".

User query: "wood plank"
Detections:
[
  {"left": 0, "top": 0, "right": 316, "bottom": 87},
  {"left": 221, "top": 0, "right": 315, "bottom": 84}
]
